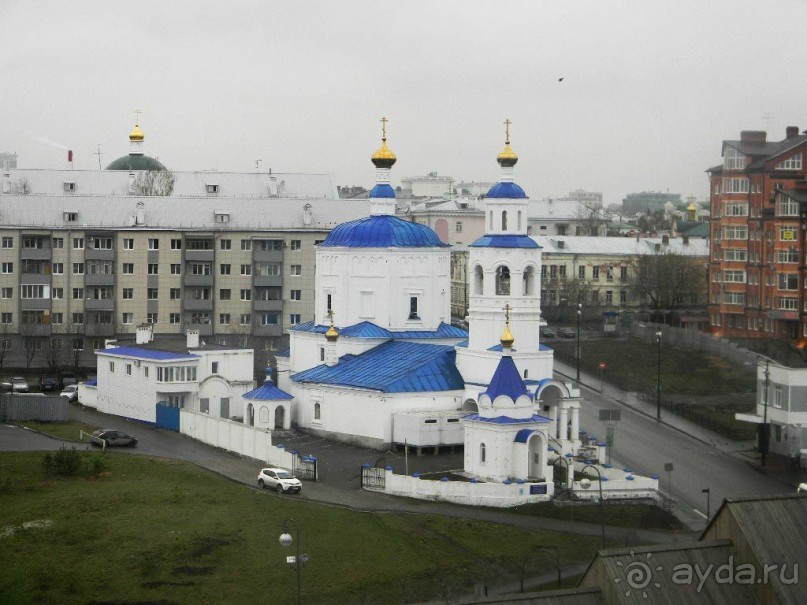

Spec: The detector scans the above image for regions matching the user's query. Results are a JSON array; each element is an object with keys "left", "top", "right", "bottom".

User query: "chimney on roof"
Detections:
[
  {"left": 186, "top": 328, "right": 200, "bottom": 349},
  {"left": 740, "top": 131, "right": 767, "bottom": 144},
  {"left": 556, "top": 238, "right": 565, "bottom": 249},
  {"left": 786, "top": 126, "right": 800, "bottom": 139},
  {"left": 136, "top": 323, "right": 153, "bottom": 345}
]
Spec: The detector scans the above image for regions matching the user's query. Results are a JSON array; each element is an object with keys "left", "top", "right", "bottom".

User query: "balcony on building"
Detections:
[
  {"left": 184, "top": 297, "right": 214, "bottom": 311},
  {"left": 184, "top": 239, "right": 215, "bottom": 262},
  {"left": 183, "top": 266, "right": 214, "bottom": 287},
  {"left": 21, "top": 235, "right": 52, "bottom": 261},
  {"left": 184, "top": 313, "right": 213, "bottom": 336},
  {"left": 252, "top": 323, "right": 283, "bottom": 337},
  {"left": 20, "top": 260, "right": 50, "bottom": 285},
  {"left": 253, "top": 240, "right": 284, "bottom": 262},
  {"left": 19, "top": 298, "right": 51, "bottom": 312},
  {"left": 253, "top": 274, "right": 283, "bottom": 287}
]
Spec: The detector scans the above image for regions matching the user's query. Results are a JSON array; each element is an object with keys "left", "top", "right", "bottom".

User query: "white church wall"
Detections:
[
  {"left": 194, "top": 349, "right": 253, "bottom": 383},
  {"left": 392, "top": 410, "right": 465, "bottom": 446},
  {"left": 78, "top": 383, "right": 97, "bottom": 408},
  {"left": 376, "top": 468, "right": 554, "bottom": 507},
  {"left": 96, "top": 355, "right": 159, "bottom": 424},
  {"left": 464, "top": 423, "right": 517, "bottom": 482},
  {"left": 316, "top": 248, "right": 450, "bottom": 332},
  {"left": 456, "top": 347, "right": 554, "bottom": 392}
]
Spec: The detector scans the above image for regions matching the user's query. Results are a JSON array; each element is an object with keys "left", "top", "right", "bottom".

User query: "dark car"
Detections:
[
  {"left": 542, "top": 327, "right": 556, "bottom": 338},
  {"left": 558, "top": 327, "right": 576, "bottom": 338},
  {"left": 39, "top": 376, "right": 59, "bottom": 392},
  {"left": 90, "top": 429, "right": 138, "bottom": 447}
]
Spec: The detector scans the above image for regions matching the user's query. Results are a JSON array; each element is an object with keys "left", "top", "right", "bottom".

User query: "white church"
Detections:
[{"left": 276, "top": 120, "right": 583, "bottom": 484}]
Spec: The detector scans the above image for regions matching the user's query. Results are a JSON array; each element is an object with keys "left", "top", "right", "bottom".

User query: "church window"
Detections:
[
  {"left": 518, "top": 210, "right": 522, "bottom": 231},
  {"left": 502, "top": 211, "right": 508, "bottom": 231},
  {"left": 259, "top": 406, "right": 269, "bottom": 423},
  {"left": 409, "top": 296, "right": 420, "bottom": 320},
  {"left": 523, "top": 266, "right": 535, "bottom": 295},
  {"left": 327, "top": 294, "right": 332, "bottom": 311},
  {"left": 320, "top": 347, "right": 325, "bottom": 362},
  {"left": 489, "top": 211, "right": 493, "bottom": 230},
  {"left": 495, "top": 266, "right": 511, "bottom": 296},
  {"left": 524, "top": 369, "right": 528, "bottom": 379},
  {"left": 314, "top": 402, "right": 321, "bottom": 421},
  {"left": 480, "top": 443, "right": 486, "bottom": 463},
  {"left": 474, "top": 266, "right": 484, "bottom": 295}
]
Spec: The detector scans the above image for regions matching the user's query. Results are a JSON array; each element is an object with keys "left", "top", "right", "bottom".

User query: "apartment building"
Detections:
[
  {"left": 0, "top": 176, "right": 368, "bottom": 373},
  {"left": 707, "top": 127, "right": 807, "bottom": 339}
]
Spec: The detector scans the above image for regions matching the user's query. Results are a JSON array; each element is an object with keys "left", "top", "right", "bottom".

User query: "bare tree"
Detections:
[
  {"left": 9, "top": 178, "right": 31, "bottom": 194},
  {"left": 574, "top": 204, "right": 609, "bottom": 236},
  {"left": 542, "top": 277, "right": 593, "bottom": 322},
  {"left": 132, "top": 170, "right": 175, "bottom": 196},
  {"left": 627, "top": 251, "right": 706, "bottom": 310},
  {"left": 636, "top": 209, "right": 667, "bottom": 234},
  {"left": 0, "top": 324, "right": 11, "bottom": 375},
  {"left": 22, "top": 338, "right": 42, "bottom": 369},
  {"left": 44, "top": 337, "right": 66, "bottom": 374}
]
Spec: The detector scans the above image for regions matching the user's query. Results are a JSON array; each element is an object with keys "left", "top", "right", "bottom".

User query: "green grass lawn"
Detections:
[
  {"left": 510, "top": 501, "right": 684, "bottom": 530},
  {"left": 18, "top": 420, "right": 100, "bottom": 442},
  {"left": 0, "top": 451, "right": 607, "bottom": 605}
]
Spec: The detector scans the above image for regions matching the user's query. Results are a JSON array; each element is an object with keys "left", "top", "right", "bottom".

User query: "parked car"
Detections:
[
  {"left": 542, "top": 327, "right": 556, "bottom": 338},
  {"left": 60, "top": 373, "right": 77, "bottom": 389},
  {"left": 90, "top": 429, "right": 138, "bottom": 447},
  {"left": 11, "top": 377, "right": 29, "bottom": 393},
  {"left": 558, "top": 327, "right": 576, "bottom": 338},
  {"left": 39, "top": 376, "right": 59, "bottom": 392},
  {"left": 60, "top": 384, "right": 79, "bottom": 402},
  {"left": 257, "top": 467, "right": 302, "bottom": 494}
]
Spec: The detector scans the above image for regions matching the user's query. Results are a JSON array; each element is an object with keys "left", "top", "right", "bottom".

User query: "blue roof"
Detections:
[
  {"left": 369, "top": 183, "right": 395, "bottom": 198},
  {"left": 84, "top": 378, "right": 97, "bottom": 387},
  {"left": 483, "top": 355, "right": 529, "bottom": 401},
  {"left": 469, "top": 235, "right": 539, "bottom": 249},
  {"left": 99, "top": 346, "right": 199, "bottom": 362},
  {"left": 275, "top": 349, "right": 290, "bottom": 357},
  {"left": 487, "top": 181, "right": 527, "bottom": 198},
  {"left": 318, "top": 215, "right": 449, "bottom": 248},
  {"left": 463, "top": 413, "right": 551, "bottom": 424},
  {"left": 291, "top": 340, "right": 464, "bottom": 393},
  {"left": 243, "top": 378, "right": 293, "bottom": 401},
  {"left": 291, "top": 320, "right": 467, "bottom": 340},
  {"left": 455, "top": 339, "right": 468, "bottom": 348},
  {"left": 514, "top": 428, "right": 535, "bottom": 443}
]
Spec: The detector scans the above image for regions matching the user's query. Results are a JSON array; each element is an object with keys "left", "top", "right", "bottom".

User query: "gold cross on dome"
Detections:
[
  {"left": 504, "top": 118, "right": 512, "bottom": 144},
  {"left": 133, "top": 108, "right": 143, "bottom": 125},
  {"left": 381, "top": 116, "right": 388, "bottom": 141},
  {"left": 503, "top": 303, "right": 511, "bottom": 324}
]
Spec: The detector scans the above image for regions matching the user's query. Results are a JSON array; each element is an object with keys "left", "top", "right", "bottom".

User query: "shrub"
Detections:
[{"left": 43, "top": 447, "right": 109, "bottom": 478}]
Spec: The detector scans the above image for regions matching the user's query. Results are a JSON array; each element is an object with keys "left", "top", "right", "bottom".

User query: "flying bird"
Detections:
[{"left": 558, "top": 77, "right": 564, "bottom": 82}]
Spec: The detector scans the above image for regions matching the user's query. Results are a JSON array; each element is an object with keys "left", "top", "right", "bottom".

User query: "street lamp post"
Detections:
[
  {"left": 279, "top": 519, "right": 305, "bottom": 605},
  {"left": 579, "top": 464, "right": 606, "bottom": 548},
  {"left": 656, "top": 330, "right": 662, "bottom": 421},
  {"left": 576, "top": 303, "right": 583, "bottom": 382},
  {"left": 761, "top": 359, "right": 770, "bottom": 467}
]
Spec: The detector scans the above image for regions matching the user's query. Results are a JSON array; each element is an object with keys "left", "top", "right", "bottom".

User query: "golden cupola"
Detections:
[
  {"left": 371, "top": 116, "right": 397, "bottom": 169},
  {"left": 497, "top": 118, "right": 518, "bottom": 168},
  {"left": 325, "top": 309, "right": 339, "bottom": 342},
  {"left": 129, "top": 123, "right": 145, "bottom": 142},
  {"left": 500, "top": 303, "right": 515, "bottom": 348}
]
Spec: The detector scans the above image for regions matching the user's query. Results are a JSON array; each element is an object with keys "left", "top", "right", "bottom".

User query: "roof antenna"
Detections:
[
  {"left": 255, "top": 159, "right": 263, "bottom": 170},
  {"left": 94, "top": 144, "right": 103, "bottom": 170}
]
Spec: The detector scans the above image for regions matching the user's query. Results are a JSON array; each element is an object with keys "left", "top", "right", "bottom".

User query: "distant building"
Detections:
[
  {"left": 707, "top": 126, "right": 807, "bottom": 339},
  {"left": 405, "top": 198, "right": 486, "bottom": 245},
  {"left": 400, "top": 171, "right": 454, "bottom": 197},
  {"left": 528, "top": 198, "right": 608, "bottom": 237},
  {"left": 559, "top": 188, "right": 603, "bottom": 209},
  {"left": 456, "top": 181, "right": 495, "bottom": 196},
  {"left": 0, "top": 152, "right": 17, "bottom": 171},
  {"left": 622, "top": 191, "right": 681, "bottom": 216}
]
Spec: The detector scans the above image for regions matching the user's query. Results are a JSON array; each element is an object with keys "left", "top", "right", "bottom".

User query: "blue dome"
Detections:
[
  {"left": 487, "top": 181, "right": 527, "bottom": 199},
  {"left": 369, "top": 183, "right": 395, "bottom": 198},
  {"left": 319, "top": 215, "right": 449, "bottom": 248}
]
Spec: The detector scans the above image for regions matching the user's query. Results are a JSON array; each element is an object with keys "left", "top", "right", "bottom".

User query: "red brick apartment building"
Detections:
[{"left": 708, "top": 127, "right": 807, "bottom": 339}]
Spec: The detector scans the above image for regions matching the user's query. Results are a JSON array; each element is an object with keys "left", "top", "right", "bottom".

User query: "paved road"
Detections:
[{"left": 554, "top": 359, "right": 793, "bottom": 525}]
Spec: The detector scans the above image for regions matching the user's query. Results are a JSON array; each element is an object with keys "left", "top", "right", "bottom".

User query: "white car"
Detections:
[
  {"left": 257, "top": 467, "right": 302, "bottom": 494},
  {"left": 60, "top": 384, "right": 78, "bottom": 402},
  {"left": 11, "top": 377, "right": 29, "bottom": 393}
]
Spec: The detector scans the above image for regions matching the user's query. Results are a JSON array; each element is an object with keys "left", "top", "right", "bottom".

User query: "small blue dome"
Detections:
[
  {"left": 319, "top": 215, "right": 449, "bottom": 248},
  {"left": 487, "top": 181, "right": 527, "bottom": 199},
  {"left": 369, "top": 183, "right": 395, "bottom": 198}
]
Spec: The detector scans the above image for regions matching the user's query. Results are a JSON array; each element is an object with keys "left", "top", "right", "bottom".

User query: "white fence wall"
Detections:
[
  {"left": 0, "top": 394, "right": 68, "bottom": 422},
  {"left": 180, "top": 409, "right": 295, "bottom": 468},
  {"left": 376, "top": 469, "right": 554, "bottom": 507}
]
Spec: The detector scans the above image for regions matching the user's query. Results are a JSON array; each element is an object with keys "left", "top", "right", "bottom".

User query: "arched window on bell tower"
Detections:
[
  {"left": 502, "top": 210, "right": 508, "bottom": 231},
  {"left": 473, "top": 265, "right": 484, "bottom": 295},
  {"left": 518, "top": 210, "right": 522, "bottom": 231},
  {"left": 523, "top": 266, "right": 535, "bottom": 296},
  {"left": 495, "top": 265, "right": 511, "bottom": 295}
]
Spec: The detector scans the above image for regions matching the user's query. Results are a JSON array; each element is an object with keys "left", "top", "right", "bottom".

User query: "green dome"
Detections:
[{"left": 105, "top": 154, "right": 166, "bottom": 171}]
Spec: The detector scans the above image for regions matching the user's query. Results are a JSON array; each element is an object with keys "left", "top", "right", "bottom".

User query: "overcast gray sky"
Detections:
[{"left": 3, "top": 0, "right": 806, "bottom": 205}]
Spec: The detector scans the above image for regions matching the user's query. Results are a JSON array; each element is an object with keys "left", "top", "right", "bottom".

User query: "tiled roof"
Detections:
[
  {"left": 483, "top": 355, "right": 529, "bottom": 401},
  {"left": 291, "top": 320, "right": 467, "bottom": 340},
  {"left": 243, "top": 378, "right": 293, "bottom": 401},
  {"left": 318, "top": 214, "right": 449, "bottom": 248},
  {"left": 470, "top": 235, "right": 540, "bottom": 249},
  {"left": 97, "top": 346, "right": 198, "bottom": 361},
  {"left": 291, "top": 341, "right": 465, "bottom": 393},
  {"left": 463, "top": 413, "right": 551, "bottom": 424}
]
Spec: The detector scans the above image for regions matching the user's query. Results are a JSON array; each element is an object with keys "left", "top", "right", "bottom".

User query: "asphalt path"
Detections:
[{"left": 554, "top": 359, "right": 792, "bottom": 525}]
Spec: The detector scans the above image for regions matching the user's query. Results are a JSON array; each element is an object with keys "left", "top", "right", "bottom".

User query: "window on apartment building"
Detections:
[
  {"left": 0, "top": 313, "right": 12, "bottom": 324},
  {"left": 220, "top": 264, "right": 231, "bottom": 275},
  {"left": 241, "top": 239, "right": 251, "bottom": 251},
  {"left": 724, "top": 226, "right": 748, "bottom": 240},
  {"left": 171, "top": 238, "right": 182, "bottom": 250},
  {"left": 52, "top": 287, "right": 63, "bottom": 299},
  {"left": 290, "top": 289, "right": 301, "bottom": 301},
  {"left": 289, "top": 314, "right": 300, "bottom": 325},
  {"left": 724, "top": 270, "right": 746, "bottom": 283},
  {"left": 240, "top": 289, "right": 252, "bottom": 301},
  {"left": 147, "top": 288, "right": 159, "bottom": 299},
  {"left": 122, "top": 263, "right": 134, "bottom": 274},
  {"left": 148, "top": 264, "right": 159, "bottom": 275},
  {"left": 148, "top": 238, "right": 159, "bottom": 250},
  {"left": 171, "top": 264, "right": 181, "bottom": 275},
  {"left": 220, "top": 239, "right": 231, "bottom": 250},
  {"left": 606, "top": 266, "right": 614, "bottom": 282},
  {"left": 51, "top": 313, "right": 63, "bottom": 325},
  {"left": 122, "top": 313, "right": 133, "bottom": 325},
  {"left": 620, "top": 290, "right": 627, "bottom": 303},
  {"left": 73, "top": 237, "right": 84, "bottom": 249},
  {"left": 170, "top": 288, "right": 181, "bottom": 299},
  {"left": 21, "top": 285, "right": 45, "bottom": 299},
  {"left": 1, "top": 262, "right": 13, "bottom": 274},
  {"left": 1, "top": 288, "right": 11, "bottom": 299},
  {"left": 262, "top": 313, "right": 278, "bottom": 325},
  {"left": 240, "top": 264, "right": 252, "bottom": 276},
  {"left": 409, "top": 296, "right": 420, "bottom": 320},
  {"left": 219, "top": 313, "right": 231, "bottom": 325},
  {"left": 620, "top": 266, "right": 628, "bottom": 280},
  {"left": 170, "top": 313, "right": 181, "bottom": 324},
  {"left": 122, "top": 288, "right": 133, "bottom": 299},
  {"left": 146, "top": 313, "right": 158, "bottom": 324},
  {"left": 219, "top": 289, "right": 231, "bottom": 300},
  {"left": 578, "top": 266, "right": 585, "bottom": 279},
  {"left": 240, "top": 313, "right": 251, "bottom": 325},
  {"left": 724, "top": 249, "right": 748, "bottom": 261},
  {"left": 722, "top": 177, "right": 750, "bottom": 193},
  {"left": 290, "top": 265, "right": 302, "bottom": 276},
  {"left": 605, "top": 291, "right": 613, "bottom": 304},
  {"left": 1, "top": 237, "right": 13, "bottom": 248},
  {"left": 93, "top": 237, "right": 112, "bottom": 250},
  {"left": 72, "top": 288, "right": 83, "bottom": 299},
  {"left": 72, "top": 312, "right": 83, "bottom": 325},
  {"left": 723, "top": 147, "right": 746, "bottom": 169},
  {"left": 72, "top": 263, "right": 84, "bottom": 275},
  {"left": 592, "top": 266, "right": 600, "bottom": 280},
  {"left": 290, "top": 240, "right": 301, "bottom": 250},
  {"left": 778, "top": 274, "right": 799, "bottom": 290},
  {"left": 780, "top": 298, "right": 798, "bottom": 310},
  {"left": 258, "top": 263, "right": 280, "bottom": 276},
  {"left": 52, "top": 237, "right": 63, "bottom": 249},
  {"left": 779, "top": 226, "right": 798, "bottom": 242},
  {"left": 123, "top": 238, "right": 134, "bottom": 250},
  {"left": 776, "top": 153, "right": 802, "bottom": 170},
  {"left": 777, "top": 197, "right": 799, "bottom": 216}
]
